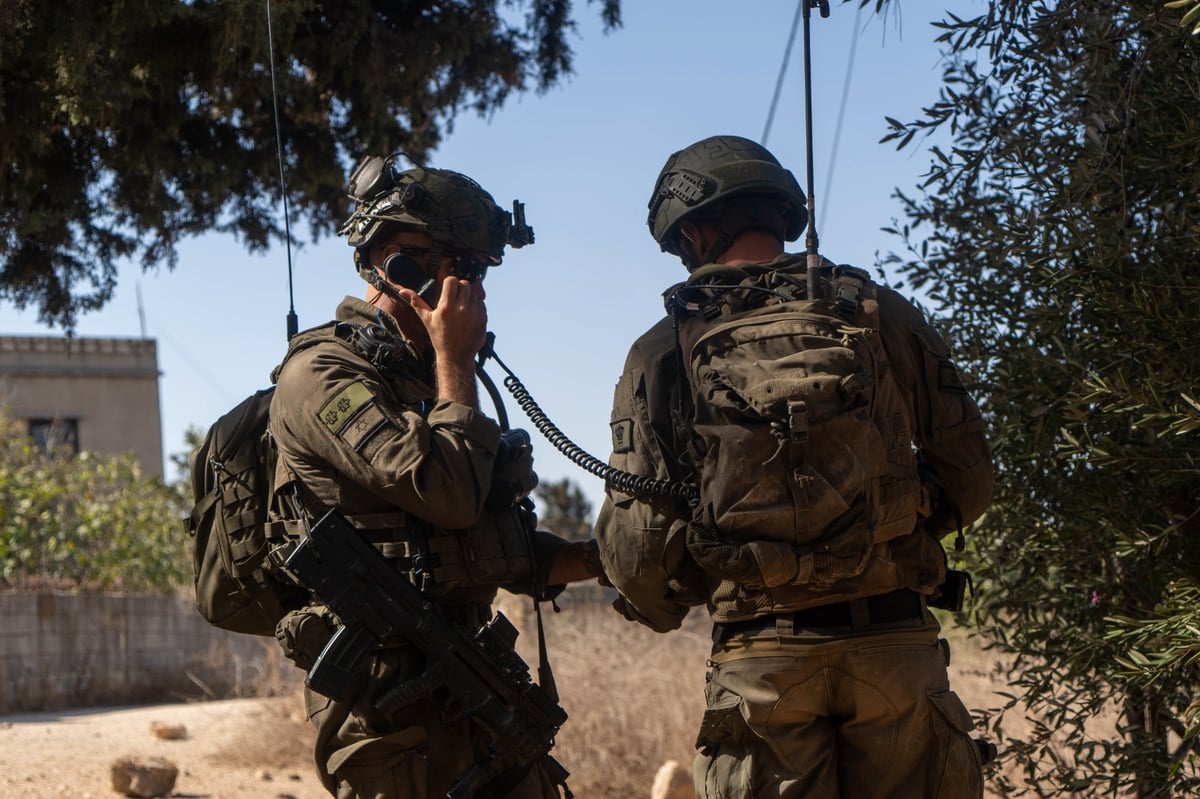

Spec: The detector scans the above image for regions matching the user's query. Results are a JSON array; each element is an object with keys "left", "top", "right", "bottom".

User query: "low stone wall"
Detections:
[{"left": 0, "top": 592, "right": 291, "bottom": 714}]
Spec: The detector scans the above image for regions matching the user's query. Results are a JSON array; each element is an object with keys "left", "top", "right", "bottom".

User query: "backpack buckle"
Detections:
[
  {"left": 787, "top": 400, "right": 808, "bottom": 443},
  {"left": 835, "top": 284, "right": 860, "bottom": 318}
]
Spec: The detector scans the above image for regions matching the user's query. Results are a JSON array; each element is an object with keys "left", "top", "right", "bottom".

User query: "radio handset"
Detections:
[{"left": 383, "top": 252, "right": 438, "bottom": 305}]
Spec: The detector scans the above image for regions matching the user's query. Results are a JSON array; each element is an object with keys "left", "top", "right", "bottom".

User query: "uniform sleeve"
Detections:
[
  {"left": 594, "top": 322, "right": 706, "bottom": 632},
  {"left": 879, "top": 289, "right": 994, "bottom": 532},
  {"left": 272, "top": 345, "right": 501, "bottom": 530}
]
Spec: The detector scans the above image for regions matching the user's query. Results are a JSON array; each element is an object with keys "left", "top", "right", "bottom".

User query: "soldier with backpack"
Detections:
[
  {"left": 265, "top": 154, "right": 601, "bottom": 799},
  {"left": 594, "top": 135, "right": 994, "bottom": 798}
]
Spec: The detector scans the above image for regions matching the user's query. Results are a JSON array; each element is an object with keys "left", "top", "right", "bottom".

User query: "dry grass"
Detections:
[
  {"left": 932, "top": 615, "right": 1132, "bottom": 798},
  {"left": 204, "top": 599, "right": 1124, "bottom": 798},
  {"left": 533, "top": 603, "right": 711, "bottom": 799},
  {"left": 182, "top": 635, "right": 305, "bottom": 701},
  {"left": 205, "top": 599, "right": 711, "bottom": 797}
]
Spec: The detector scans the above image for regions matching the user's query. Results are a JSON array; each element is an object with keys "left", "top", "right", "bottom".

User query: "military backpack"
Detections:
[
  {"left": 185, "top": 325, "right": 351, "bottom": 636},
  {"left": 672, "top": 262, "right": 910, "bottom": 591}
]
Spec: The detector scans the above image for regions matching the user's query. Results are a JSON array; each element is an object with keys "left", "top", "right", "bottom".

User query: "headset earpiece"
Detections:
[{"left": 383, "top": 252, "right": 438, "bottom": 303}]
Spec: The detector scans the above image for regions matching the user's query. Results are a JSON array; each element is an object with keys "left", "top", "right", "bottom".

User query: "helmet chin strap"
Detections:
[
  {"left": 679, "top": 225, "right": 733, "bottom": 271},
  {"left": 682, "top": 200, "right": 789, "bottom": 270},
  {"left": 355, "top": 248, "right": 406, "bottom": 305},
  {"left": 370, "top": 271, "right": 406, "bottom": 304},
  {"left": 701, "top": 232, "right": 735, "bottom": 268}
]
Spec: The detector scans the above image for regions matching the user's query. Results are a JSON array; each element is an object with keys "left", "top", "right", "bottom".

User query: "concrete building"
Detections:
[{"left": 0, "top": 335, "right": 163, "bottom": 478}]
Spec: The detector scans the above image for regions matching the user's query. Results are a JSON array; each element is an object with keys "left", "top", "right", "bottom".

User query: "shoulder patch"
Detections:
[
  {"left": 341, "top": 403, "right": 390, "bottom": 451},
  {"left": 938, "top": 360, "right": 968, "bottom": 394},
  {"left": 611, "top": 419, "right": 635, "bottom": 454},
  {"left": 318, "top": 381, "right": 375, "bottom": 434}
]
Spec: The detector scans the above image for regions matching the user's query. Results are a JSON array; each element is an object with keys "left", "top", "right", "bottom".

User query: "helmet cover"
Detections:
[
  {"left": 339, "top": 153, "right": 533, "bottom": 264},
  {"left": 647, "top": 135, "right": 807, "bottom": 260}
]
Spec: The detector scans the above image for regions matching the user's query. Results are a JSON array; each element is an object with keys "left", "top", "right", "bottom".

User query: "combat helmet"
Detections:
[
  {"left": 647, "top": 135, "right": 807, "bottom": 268},
  {"left": 339, "top": 153, "right": 533, "bottom": 283}
]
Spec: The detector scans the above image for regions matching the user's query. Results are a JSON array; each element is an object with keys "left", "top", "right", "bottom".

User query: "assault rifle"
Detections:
[{"left": 281, "top": 508, "right": 571, "bottom": 799}]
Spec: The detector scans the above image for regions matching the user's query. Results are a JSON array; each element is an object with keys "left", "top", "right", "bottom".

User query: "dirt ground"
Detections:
[
  {"left": 0, "top": 654, "right": 1017, "bottom": 799},
  {"left": 0, "top": 608, "right": 1109, "bottom": 799},
  {"left": 0, "top": 695, "right": 322, "bottom": 799}
]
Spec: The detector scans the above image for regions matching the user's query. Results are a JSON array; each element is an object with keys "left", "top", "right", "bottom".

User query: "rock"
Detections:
[
  {"left": 257, "top": 768, "right": 274, "bottom": 781},
  {"left": 148, "top": 721, "right": 187, "bottom": 740},
  {"left": 651, "top": 759, "right": 694, "bottom": 799},
  {"left": 110, "top": 756, "right": 179, "bottom": 798}
]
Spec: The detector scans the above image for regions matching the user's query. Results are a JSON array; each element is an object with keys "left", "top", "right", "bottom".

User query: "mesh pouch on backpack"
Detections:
[
  {"left": 186, "top": 387, "right": 302, "bottom": 636},
  {"left": 676, "top": 264, "right": 894, "bottom": 590}
]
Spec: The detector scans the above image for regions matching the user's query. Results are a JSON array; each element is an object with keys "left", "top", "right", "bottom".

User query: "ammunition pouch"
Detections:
[
  {"left": 928, "top": 568, "right": 971, "bottom": 612},
  {"left": 368, "top": 507, "right": 534, "bottom": 599}
]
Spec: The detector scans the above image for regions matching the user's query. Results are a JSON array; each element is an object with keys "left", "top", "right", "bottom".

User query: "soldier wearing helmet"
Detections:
[
  {"left": 269, "top": 153, "right": 599, "bottom": 799},
  {"left": 595, "top": 135, "right": 994, "bottom": 799}
]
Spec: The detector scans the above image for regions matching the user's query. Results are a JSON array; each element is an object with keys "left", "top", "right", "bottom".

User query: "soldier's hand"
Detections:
[
  {"left": 402, "top": 276, "right": 488, "bottom": 365},
  {"left": 545, "top": 538, "right": 608, "bottom": 586},
  {"left": 402, "top": 277, "right": 487, "bottom": 408}
]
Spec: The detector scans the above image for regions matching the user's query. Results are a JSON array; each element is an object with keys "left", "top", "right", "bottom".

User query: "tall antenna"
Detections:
[
  {"left": 135, "top": 281, "right": 147, "bottom": 339},
  {"left": 802, "top": 0, "right": 830, "bottom": 300},
  {"left": 762, "top": 1, "right": 803, "bottom": 145},
  {"left": 265, "top": 0, "right": 299, "bottom": 340},
  {"left": 822, "top": 2, "right": 865, "bottom": 219}
]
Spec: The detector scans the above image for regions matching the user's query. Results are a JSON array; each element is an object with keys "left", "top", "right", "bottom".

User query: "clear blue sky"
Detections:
[{"left": 1, "top": 1, "right": 954, "bottom": 519}]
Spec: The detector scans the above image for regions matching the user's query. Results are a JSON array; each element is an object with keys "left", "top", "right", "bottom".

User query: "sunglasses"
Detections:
[
  {"left": 396, "top": 247, "right": 489, "bottom": 283},
  {"left": 445, "top": 251, "right": 490, "bottom": 282}
]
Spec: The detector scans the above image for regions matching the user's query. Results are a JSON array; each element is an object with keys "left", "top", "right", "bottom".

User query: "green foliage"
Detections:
[
  {"left": 169, "top": 426, "right": 206, "bottom": 490},
  {"left": 878, "top": 1, "right": 1200, "bottom": 795},
  {"left": 534, "top": 477, "right": 593, "bottom": 541},
  {"left": 1165, "top": 0, "right": 1200, "bottom": 34},
  {"left": 0, "top": 0, "right": 621, "bottom": 329},
  {"left": 0, "top": 410, "right": 190, "bottom": 592}
]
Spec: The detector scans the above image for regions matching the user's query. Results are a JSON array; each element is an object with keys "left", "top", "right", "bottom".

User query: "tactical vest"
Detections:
[
  {"left": 670, "top": 263, "right": 925, "bottom": 620},
  {"left": 356, "top": 504, "right": 535, "bottom": 605},
  {"left": 274, "top": 322, "right": 535, "bottom": 606}
]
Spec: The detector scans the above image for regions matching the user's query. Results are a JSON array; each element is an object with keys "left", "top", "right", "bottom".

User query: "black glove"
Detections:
[{"left": 486, "top": 428, "right": 538, "bottom": 511}]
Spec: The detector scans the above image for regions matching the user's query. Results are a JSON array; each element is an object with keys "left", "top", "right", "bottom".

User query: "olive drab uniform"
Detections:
[
  {"left": 269, "top": 296, "right": 564, "bottom": 799},
  {"left": 595, "top": 253, "right": 994, "bottom": 799}
]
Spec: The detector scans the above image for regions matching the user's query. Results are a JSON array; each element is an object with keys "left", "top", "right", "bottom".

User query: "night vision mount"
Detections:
[{"left": 339, "top": 151, "right": 534, "bottom": 252}]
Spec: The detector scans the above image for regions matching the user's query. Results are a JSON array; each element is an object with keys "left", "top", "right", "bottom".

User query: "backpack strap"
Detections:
[
  {"left": 270, "top": 321, "right": 357, "bottom": 384},
  {"left": 186, "top": 490, "right": 217, "bottom": 535},
  {"left": 823, "top": 264, "right": 875, "bottom": 321}
]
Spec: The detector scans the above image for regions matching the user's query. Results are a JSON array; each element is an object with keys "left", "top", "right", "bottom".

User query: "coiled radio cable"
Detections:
[{"left": 478, "top": 339, "right": 697, "bottom": 503}]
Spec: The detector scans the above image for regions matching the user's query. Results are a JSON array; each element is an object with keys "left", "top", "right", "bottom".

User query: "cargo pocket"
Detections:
[
  {"left": 927, "top": 689, "right": 983, "bottom": 799},
  {"left": 695, "top": 698, "right": 744, "bottom": 753},
  {"left": 305, "top": 687, "right": 334, "bottom": 724},
  {"left": 695, "top": 698, "right": 754, "bottom": 799}
]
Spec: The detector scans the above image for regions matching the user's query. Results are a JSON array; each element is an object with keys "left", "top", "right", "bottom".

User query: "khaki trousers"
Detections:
[{"left": 695, "top": 615, "right": 983, "bottom": 799}]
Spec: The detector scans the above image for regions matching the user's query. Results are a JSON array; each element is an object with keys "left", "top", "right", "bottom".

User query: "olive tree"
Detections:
[
  {"left": 0, "top": 410, "right": 191, "bottom": 591},
  {"left": 0, "top": 0, "right": 621, "bottom": 329},
  {"left": 535, "top": 477, "right": 593, "bottom": 542},
  {"left": 877, "top": 1, "right": 1200, "bottom": 794}
]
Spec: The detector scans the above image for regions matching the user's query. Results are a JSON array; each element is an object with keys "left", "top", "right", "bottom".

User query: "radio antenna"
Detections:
[
  {"left": 265, "top": 0, "right": 299, "bottom": 340},
  {"left": 802, "top": 0, "right": 830, "bottom": 301}
]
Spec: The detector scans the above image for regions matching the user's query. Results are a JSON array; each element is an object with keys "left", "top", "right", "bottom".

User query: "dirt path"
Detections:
[
  {"left": 0, "top": 613, "right": 1091, "bottom": 799},
  {"left": 0, "top": 696, "right": 323, "bottom": 799}
]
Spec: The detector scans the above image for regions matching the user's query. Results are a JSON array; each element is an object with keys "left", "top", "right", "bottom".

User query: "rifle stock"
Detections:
[{"left": 282, "top": 509, "right": 570, "bottom": 799}]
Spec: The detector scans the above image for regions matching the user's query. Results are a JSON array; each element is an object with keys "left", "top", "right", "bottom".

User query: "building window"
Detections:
[{"left": 27, "top": 417, "right": 80, "bottom": 455}]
